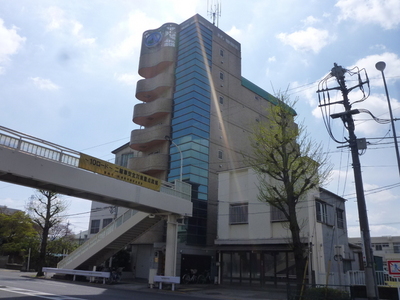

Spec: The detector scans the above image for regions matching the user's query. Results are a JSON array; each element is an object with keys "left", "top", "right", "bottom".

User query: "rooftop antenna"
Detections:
[{"left": 207, "top": 0, "right": 221, "bottom": 27}]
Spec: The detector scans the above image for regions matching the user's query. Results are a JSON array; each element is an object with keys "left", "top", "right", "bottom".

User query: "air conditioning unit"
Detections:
[{"left": 335, "top": 245, "right": 345, "bottom": 259}]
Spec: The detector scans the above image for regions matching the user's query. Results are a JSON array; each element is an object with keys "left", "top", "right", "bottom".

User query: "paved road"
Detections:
[
  {"left": 0, "top": 269, "right": 288, "bottom": 300},
  {"left": 0, "top": 269, "right": 212, "bottom": 300}
]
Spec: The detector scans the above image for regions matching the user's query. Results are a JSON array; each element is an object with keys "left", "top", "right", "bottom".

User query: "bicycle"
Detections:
[
  {"left": 197, "top": 269, "right": 211, "bottom": 284},
  {"left": 182, "top": 268, "right": 198, "bottom": 284},
  {"left": 105, "top": 267, "right": 123, "bottom": 284}
]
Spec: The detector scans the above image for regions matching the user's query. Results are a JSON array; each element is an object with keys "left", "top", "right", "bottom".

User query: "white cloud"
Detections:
[
  {"left": 268, "top": 56, "right": 276, "bottom": 62},
  {"left": 351, "top": 92, "right": 400, "bottom": 135},
  {"left": 364, "top": 183, "right": 398, "bottom": 203},
  {"left": 30, "top": 77, "right": 60, "bottom": 90},
  {"left": 302, "top": 16, "right": 320, "bottom": 26},
  {"left": 276, "top": 27, "right": 334, "bottom": 54},
  {"left": 351, "top": 52, "right": 400, "bottom": 87},
  {"left": 336, "top": 0, "right": 400, "bottom": 30},
  {"left": 115, "top": 73, "right": 140, "bottom": 86},
  {"left": 0, "top": 18, "right": 26, "bottom": 65},
  {"left": 226, "top": 25, "right": 242, "bottom": 42},
  {"left": 43, "top": 6, "right": 96, "bottom": 46},
  {"left": 102, "top": 10, "right": 159, "bottom": 61},
  {"left": 370, "top": 44, "right": 386, "bottom": 51}
]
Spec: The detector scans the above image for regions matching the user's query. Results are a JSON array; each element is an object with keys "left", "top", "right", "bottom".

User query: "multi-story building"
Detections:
[
  {"left": 85, "top": 13, "right": 357, "bottom": 283},
  {"left": 124, "top": 13, "right": 292, "bottom": 277}
]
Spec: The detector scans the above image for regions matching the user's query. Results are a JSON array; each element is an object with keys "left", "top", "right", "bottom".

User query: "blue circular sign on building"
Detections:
[{"left": 145, "top": 32, "right": 163, "bottom": 47}]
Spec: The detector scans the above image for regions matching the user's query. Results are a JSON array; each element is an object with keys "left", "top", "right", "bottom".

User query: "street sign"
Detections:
[{"left": 388, "top": 261, "right": 400, "bottom": 277}]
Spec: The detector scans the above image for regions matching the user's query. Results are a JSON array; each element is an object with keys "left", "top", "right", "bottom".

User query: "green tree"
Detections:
[
  {"left": 247, "top": 93, "right": 331, "bottom": 290},
  {"left": 26, "top": 190, "right": 69, "bottom": 276},
  {"left": 0, "top": 210, "right": 38, "bottom": 263}
]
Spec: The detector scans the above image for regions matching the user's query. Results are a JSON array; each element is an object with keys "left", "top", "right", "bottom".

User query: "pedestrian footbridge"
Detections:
[{"left": 0, "top": 126, "right": 192, "bottom": 275}]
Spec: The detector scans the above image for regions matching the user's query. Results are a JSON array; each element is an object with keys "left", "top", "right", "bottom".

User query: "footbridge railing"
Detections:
[{"left": 0, "top": 125, "right": 191, "bottom": 200}]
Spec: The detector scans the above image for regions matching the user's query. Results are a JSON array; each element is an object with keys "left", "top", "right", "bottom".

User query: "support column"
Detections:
[{"left": 164, "top": 214, "right": 178, "bottom": 276}]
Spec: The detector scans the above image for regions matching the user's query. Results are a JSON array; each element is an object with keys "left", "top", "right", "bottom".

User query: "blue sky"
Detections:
[{"left": 0, "top": 0, "right": 399, "bottom": 236}]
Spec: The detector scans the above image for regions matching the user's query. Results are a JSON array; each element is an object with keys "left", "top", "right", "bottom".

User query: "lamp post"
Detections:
[
  {"left": 165, "top": 135, "right": 183, "bottom": 181},
  {"left": 375, "top": 61, "right": 400, "bottom": 177}
]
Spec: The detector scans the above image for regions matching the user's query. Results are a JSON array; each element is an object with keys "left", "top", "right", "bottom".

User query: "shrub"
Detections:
[{"left": 302, "top": 287, "right": 351, "bottom": 300}]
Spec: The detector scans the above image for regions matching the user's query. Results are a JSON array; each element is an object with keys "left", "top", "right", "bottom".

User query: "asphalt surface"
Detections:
[{"left": 35, "top": 272, "right": 288, "bottom": 300}]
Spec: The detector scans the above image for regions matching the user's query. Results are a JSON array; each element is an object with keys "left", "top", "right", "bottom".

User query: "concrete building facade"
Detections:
[
  {"left": 122, "top": 14, "right": 285, "bottom": 278},
  {"left": 216, "top": 168, "right": 357, "bottom": 286},
  {"left": 86, "top": 13, "right": 358, "bottom": 283}
]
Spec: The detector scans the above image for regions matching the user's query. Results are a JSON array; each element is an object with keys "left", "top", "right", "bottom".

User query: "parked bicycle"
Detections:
[
  {"left": 197, "top": 269, "right": 211, "bottom": 284},
  {"left": 105, "top": 267, "right": 123, "bottom": 284},
  {"left": 182, "top": 268, "right": 198, "bottom": 284}
]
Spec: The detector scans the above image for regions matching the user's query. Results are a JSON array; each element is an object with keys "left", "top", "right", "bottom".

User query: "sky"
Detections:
[{"left": 0, "top": 0, "right": 399, "bottom": 237}]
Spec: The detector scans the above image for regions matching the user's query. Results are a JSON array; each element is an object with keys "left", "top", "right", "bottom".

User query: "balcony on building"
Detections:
[
  {"left": 136, "top": 72, "right": 174, "bottom": 102},
  {"left": 128, "top": 153, "right": 169, "bottom": 174},
  {"left": 130, "top": 125, "right": 171, "bottom": 151},
  {"left": 133, "top": 97, "right": 173, "bottom": 127},
  {"left": 138, "top": 47, "right": 177, "bottom": 79}
]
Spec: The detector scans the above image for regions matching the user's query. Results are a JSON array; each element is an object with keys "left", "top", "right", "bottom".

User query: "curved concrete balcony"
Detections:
[
  {"left": 136, "top": 72, "right": 175, "bottom": 102},
  {"left": 138, "top": 47, "right": 176, "bottom": 79},
  {"left": 130, "top": 125, "right": 170, "bottom": 151},
  {"left": 133, "top": 97, "right": 173, "bottom": 127},
  {"left": 127, "top": 153, "right": 169, "bottom": 174}
]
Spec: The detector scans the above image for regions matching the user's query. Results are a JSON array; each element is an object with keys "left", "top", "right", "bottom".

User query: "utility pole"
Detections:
[{"left": 318, "top": 63, "right": 378, "bottom": 300}]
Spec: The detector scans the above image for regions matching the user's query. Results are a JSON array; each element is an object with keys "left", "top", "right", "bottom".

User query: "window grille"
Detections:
[{"left": 230, "top": 203, "right": 248, "bottom": 224}]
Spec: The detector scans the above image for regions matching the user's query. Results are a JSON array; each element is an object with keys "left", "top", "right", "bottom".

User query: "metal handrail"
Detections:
[
  {"left": 0, "top": 127, "right": 80, "bottom": 167},
  {"left": 58, "top": 209, "right": 140, "bottom": 269},
  {"left": 0, "top": 126, "right": 192, "bottom": 198}
]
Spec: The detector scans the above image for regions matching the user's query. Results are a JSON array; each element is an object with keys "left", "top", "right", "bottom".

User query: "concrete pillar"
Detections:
[{"left": 164, "top": 214, "right": 178, "bottom": 276}]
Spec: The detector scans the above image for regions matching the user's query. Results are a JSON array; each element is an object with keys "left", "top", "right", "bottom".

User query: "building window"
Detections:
[
  {"left": 373, "top": 243, "right": 389, "bottom": 251},
  {"left": 218, "top": 150, "right": 223, "bottom": 159},
  {"left": 270, "top": 205, "right": 288, "bottom": 222},
  {"left": 220, "top": 49, "right": 224, "bottom": 56},
  {"left": 230, "top": 203, "right": 248, "bottom": 224},
  {"left": 220, "top": 72, "right": 224, "bottom": 80},
  {"left": 90, "top": 219, "right": 100, "bottom": 234},
  {"left": 219, "top": 96, "right": 224, "bottom": 104},
  {"left": 316, "top": 201, "right": 328, "bottom": 224},
  {"left": 394, "top": 243, "right": 400, "bottom": 253},
  {"left": 103, "top": 218, "right": 113, "bottom": 228},
  {"left": 336, "top": 208, "right": 344, "bottom": 229},
  {"left": 116, "top": 152, "right": 134, "bottom": 167}
]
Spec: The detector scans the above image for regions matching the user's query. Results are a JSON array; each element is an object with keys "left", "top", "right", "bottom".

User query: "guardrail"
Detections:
[
  {"left": 346, "top": 270, "right": 400, "bottom": 286},
  {"left": 42, "top": 267, "right": 110, "bottom": 284}
]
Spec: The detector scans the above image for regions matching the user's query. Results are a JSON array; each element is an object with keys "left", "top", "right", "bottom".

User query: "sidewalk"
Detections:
[
  {"left": 29, "top": 271, "right": 288, "bottom": 300},
  {"left": 108, "top": 279, "right": 288, "bottom": 300}
]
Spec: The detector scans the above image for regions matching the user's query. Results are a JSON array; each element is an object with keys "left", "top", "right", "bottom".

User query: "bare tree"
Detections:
[
  {"left": 247, "top": 93, "right": 331, "bottom": 290},
  {"left": 26, "top": 190, "right": 69, "bottom": 276}
]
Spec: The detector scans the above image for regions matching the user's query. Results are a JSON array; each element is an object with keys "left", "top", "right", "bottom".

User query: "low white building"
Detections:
[
  {"left": 215, "top": 167, "right": 360, "bottom": 286},
  {"left": 349, "top": 236, "right": 400, "bottom": 271}
]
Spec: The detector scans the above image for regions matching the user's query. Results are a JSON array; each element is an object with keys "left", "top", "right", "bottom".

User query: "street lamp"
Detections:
[
  {"left": 165, "top": 135, "right": 183, "bottom": 181},
  {"left": 375, "top": 61, "right": 400, "bottom": 177}
]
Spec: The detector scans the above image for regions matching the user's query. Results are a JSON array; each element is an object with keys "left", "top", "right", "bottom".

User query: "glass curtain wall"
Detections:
[{"left": 168, "top": 22, "right": 212, "bottom": 245}]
